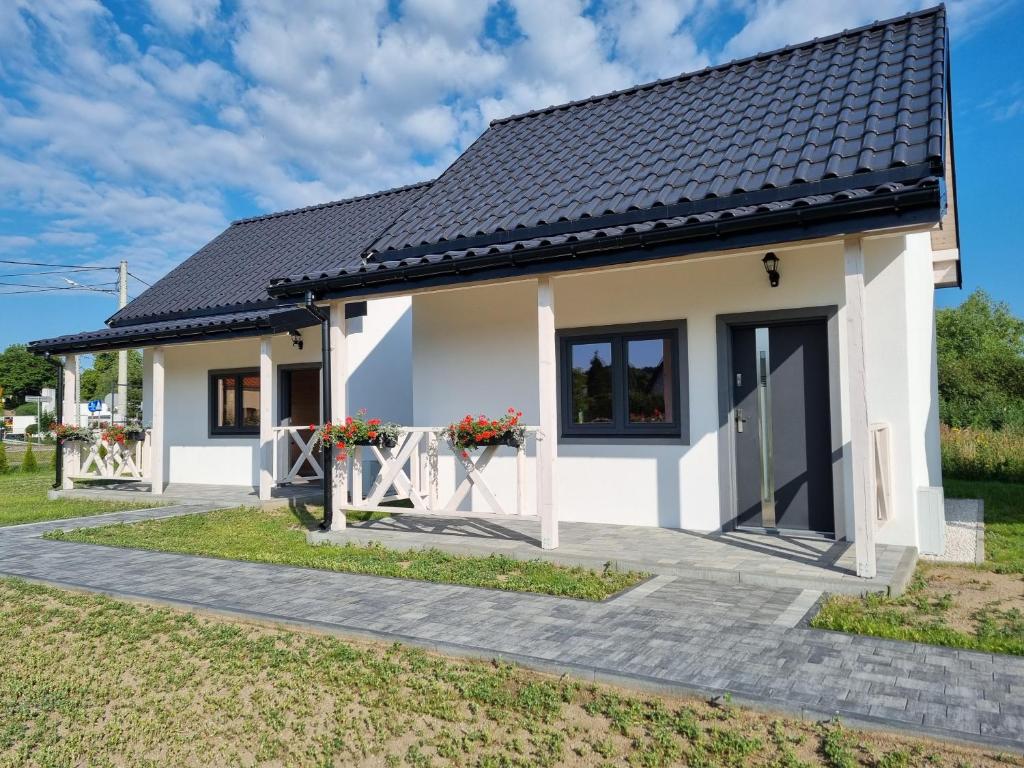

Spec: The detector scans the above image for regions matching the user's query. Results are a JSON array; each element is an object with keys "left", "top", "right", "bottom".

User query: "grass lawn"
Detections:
[
  {"left": 1, "top": 578, "right": 1018, "bottom": 768},
  {"left": 0, "top": 469, "right": 157, "bottom": 527},
  {"left": 46, "top": 505, "right": 644, "bottom": 601},
  {"left": 812, "top": 479, "right": 1024, "bottom": 656}
]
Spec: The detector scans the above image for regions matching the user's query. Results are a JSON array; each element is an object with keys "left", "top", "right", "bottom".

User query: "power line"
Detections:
[
  {"left": 0, "top": 267, "right": 110, "bottom": 278},
  {"left": 0, "top": 280, "right": 117, "bottom": 290},
  {"left": 0, "top": 258, "right": 118, "bottom": 270},
  {"left": 127, "top": 271, "right": 152, "bottom": 287}
]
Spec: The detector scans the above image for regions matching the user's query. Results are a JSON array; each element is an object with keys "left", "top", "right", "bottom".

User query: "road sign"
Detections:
[
  {"left": 88, "top": 399, "right": 103, "bottom": 413},
  {"left": 25, "top": 395, "right": 43, "bottom": 403}
]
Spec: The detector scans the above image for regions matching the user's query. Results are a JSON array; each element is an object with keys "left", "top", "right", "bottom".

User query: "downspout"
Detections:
[
  {"left": 300, "top": 291, "right": 333, "bottom": 529},
  {"left": 44, "top": 353, "right": 64, "bottom": 489}
]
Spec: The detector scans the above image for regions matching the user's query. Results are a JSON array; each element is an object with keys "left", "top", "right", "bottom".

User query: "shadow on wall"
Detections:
[{"left": 346, "top": 303, "right": 414, "bottom": 425}]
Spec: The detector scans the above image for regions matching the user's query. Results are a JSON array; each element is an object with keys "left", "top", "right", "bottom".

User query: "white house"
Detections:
[{"left": 30, "top": 8, "right": 958, "bottom": 577}]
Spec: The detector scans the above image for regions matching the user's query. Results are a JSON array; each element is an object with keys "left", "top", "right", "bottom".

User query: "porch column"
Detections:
[
  {"left": 258, "top": 336, "right": 274, "bottom": 501},
  {"left": 150, "top": 346, "right": 165, "bottom": 495},
  {"left": 844, "top": 237, "right": 876, "bottom": 578},
  {"left": 61, "top": 354, "right": 79, "bottom": 489},
  {"left": 329, "top": 302, "right": 347, "bottom": 530},
  {"left": 537, "top": 277, "right": 559, "bottom": 549}
]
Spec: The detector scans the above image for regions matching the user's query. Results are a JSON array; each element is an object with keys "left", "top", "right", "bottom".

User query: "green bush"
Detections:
[
  {"left": 21, "top": 442, "right": 38, "bottom": 473},
  {"left": 941, "top": 424, "right": 1024, "bottom": 483},
  {"left": 0, "top": 442, "right": 8, "bottom": 474},
  {"left": 14, "top": 402, "right": 38, "bottom": 416}
]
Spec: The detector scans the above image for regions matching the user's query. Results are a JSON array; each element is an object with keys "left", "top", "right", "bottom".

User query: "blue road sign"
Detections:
[{"left": 87, "top": 399, "right": 103, "bottom": 413}]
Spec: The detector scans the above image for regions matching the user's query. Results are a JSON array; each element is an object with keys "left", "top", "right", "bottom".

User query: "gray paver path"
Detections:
[{"left": 1, "top": 506, "right": 1022, "bottom": 753}]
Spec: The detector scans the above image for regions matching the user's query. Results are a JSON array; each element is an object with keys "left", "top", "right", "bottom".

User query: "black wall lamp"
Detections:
[
  {"left": 762, "top": 252, "right": 781, "bottom": 287},
  {"left": 289, "top": 330, "right": 304, "bottom": 350}
]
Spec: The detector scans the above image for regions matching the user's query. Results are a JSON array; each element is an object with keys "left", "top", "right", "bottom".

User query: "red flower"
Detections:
[
  {"left": 461, "top": 450, "right": 469, "bottom": 459},
  {"left": 308, "top": 423, "right": 316, "bottom": 432}
]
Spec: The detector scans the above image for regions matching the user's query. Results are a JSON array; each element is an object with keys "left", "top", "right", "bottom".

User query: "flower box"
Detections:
[
  {"left": 445, "top": 409, "right": 525, "bottom": 457},
  {"left": 53, "top": 425, "right": 93, "bottom": 443},
  {"left": 310, "top": 410, "right": 402, "bottom": 461}
]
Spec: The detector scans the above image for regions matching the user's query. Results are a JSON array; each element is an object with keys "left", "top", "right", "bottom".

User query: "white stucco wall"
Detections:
[
  {"left": 412, "top": 234, "right": 942, "bottom": 548},
  {"left": 143, "top": 297, "right": 412, "bottom": 486},
  {"left": 862, "top": 232, "right": 943, "bottom": 547}
]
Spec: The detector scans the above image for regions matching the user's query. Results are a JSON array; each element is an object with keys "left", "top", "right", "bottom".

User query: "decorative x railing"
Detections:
[
  {"left": 338, "top": 426, "right": 539, "bottom": 520},
  {"left": 64, "top": 431, "right": 150, "bottom": 482}
]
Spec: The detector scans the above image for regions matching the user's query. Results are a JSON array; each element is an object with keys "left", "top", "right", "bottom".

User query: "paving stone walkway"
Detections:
[{"left": 1, "top": 506, "right": 1022, "bottom": 752}]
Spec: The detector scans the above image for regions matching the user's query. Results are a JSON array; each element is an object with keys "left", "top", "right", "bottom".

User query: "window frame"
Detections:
[
  {"left": 208, "top": 368, "right": 261, "bottom": 437},
  {"left": 557, "top": 320, "right": 689, "bottom": 443}
]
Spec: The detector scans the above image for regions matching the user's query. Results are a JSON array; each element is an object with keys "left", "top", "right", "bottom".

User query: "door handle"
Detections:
[{"left": 735, "top": 408, "right": 748, "bottom": 433}]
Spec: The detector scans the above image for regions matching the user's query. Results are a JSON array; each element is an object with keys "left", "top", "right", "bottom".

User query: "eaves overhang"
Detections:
[
  {"left": 28, "top": 307, "right": 319, "bottom": 356},
  {"left": 269, "top": 179, "right": 943, "bottom": 302}
]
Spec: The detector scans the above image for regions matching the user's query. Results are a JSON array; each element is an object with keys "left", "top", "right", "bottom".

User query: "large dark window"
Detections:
[
  {"left": 209, "top": 369, "right": 260, "bottom": 436},
  {"left": 559, "top": 322, "right": 687, "bottom": 440}
]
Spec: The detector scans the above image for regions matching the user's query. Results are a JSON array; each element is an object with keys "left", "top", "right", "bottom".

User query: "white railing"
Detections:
[
  {"left": 342, "top": 426, "right": 539, "bottom": 519},
  {"left": 870, "top": 422, "right": 893, "bottom": 521},
  {"left": 272, "top": 426, "right": 323, "bottom": 484},
  {"left": 63, "top": 430, "right": 151, "bottom": 483}
]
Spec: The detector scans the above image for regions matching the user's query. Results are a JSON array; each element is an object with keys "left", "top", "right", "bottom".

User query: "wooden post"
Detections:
[
  {"left": 844, "top": 238, "right": 876, "bottom": 578},
  {"left": 62, "top": 354, "right": 78, "bottom": 489},
  {"left": 150, "top": 346, "right": 165, "bottom": 495},
  {"left": 329, "top": 302, "right": 347, "bottom": 530},
  {"left": 536, "top": 278, "right": 559, "bottom": 549},
  {"left": 259, "top": 336, "right": 274, "bottom": 501}
]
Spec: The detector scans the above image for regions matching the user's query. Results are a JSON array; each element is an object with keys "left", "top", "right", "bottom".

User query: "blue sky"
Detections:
[{"left": 1, "top": 0, "right": 1021, "bottom": 351}]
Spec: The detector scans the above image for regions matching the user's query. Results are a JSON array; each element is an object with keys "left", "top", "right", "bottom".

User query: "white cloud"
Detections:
[
  {"left": 146, "top": 0, "right": 221, "bottom": 33},
  {"left": 0, "top": 235, "right": 36, "bottom": 250}
]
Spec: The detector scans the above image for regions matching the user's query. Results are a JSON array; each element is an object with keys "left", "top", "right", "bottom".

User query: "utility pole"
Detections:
[{"left": 117, "top": 260, "right": 128, "bottom": 424}]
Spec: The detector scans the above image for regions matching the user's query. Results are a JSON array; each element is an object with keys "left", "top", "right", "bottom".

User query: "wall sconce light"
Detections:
[
  {"left": 289, "top": 330, "right": 303, "bottom": 350},
  {"left": 762, "top": 252, "right": 781, "bottom": 287}
]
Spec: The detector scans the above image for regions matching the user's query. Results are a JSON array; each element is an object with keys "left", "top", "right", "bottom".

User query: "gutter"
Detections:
[
  {"left": 299, "top": 291, "right": 334, "bottom": 529},
  {"left": 269, "top": 182, "right": 941, "bottom": 301},
  {"left": 43, "top": 353, "right": 63, "bottom": 490}
]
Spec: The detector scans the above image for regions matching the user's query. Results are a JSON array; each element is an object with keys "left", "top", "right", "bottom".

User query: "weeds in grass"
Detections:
[{"left": 0, "top": 578, "right": 1018, "bottom": 767}]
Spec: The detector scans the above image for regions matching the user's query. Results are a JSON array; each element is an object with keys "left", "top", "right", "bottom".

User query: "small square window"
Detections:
[
  {"left": 558, "top": 322, "right": 687, "bottom": 441},
  {"left": 210, "top": 370, "right": 260, "bottom": 436}
]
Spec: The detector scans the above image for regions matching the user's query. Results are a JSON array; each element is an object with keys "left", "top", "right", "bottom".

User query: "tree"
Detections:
[
  {"left": 80, "top": 350, "right": 143, "bottom": 420},
  {"left": 21, "top": 442, "right": 37, "bottom": 472},
  {"left": 0, "top": 344, "right": 56, "bottom": 407},
  {"left": 936, "top": 290, "right": 1024, "bottom": 429}
]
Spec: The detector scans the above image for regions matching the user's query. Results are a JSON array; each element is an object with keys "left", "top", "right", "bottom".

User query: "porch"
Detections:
[
  {"left": 45, "top": 479, "right": 916, "bottom": 595},
  {"left": 309, "top": 514, "right": 916, "bottom": 596}
]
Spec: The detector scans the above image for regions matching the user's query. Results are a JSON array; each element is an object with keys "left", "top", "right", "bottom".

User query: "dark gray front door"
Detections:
[{"left": 731, "top": 320, "right": 834, "bottom": 534}]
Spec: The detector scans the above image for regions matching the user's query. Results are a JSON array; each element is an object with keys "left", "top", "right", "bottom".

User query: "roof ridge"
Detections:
[
  {"left": 231, "top": 179, "right": 434, "bottom": 226},
  {"left": 489, "top": 4, "right": 945, "bottom": 127}
]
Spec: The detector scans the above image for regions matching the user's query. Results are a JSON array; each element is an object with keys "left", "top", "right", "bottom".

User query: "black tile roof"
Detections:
[
  {"left": 28, "top": 307, "right": 318, "bottom": 354},
  {"left": 108, "top": 181, "right": 431, "bottom": 327},
  {"left": 370, "top": 6, "right": 946, "bottom": 258}
]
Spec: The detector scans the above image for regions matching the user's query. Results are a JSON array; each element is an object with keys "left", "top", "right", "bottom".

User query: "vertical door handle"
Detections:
[{"left": 735, "top": 408, "right": 747, "bottom": 433}]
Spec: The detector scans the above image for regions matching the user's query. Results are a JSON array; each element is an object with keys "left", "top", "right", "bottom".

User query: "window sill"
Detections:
[{"left": 558, "top": 435, "right": 689, "bottom": 447}]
